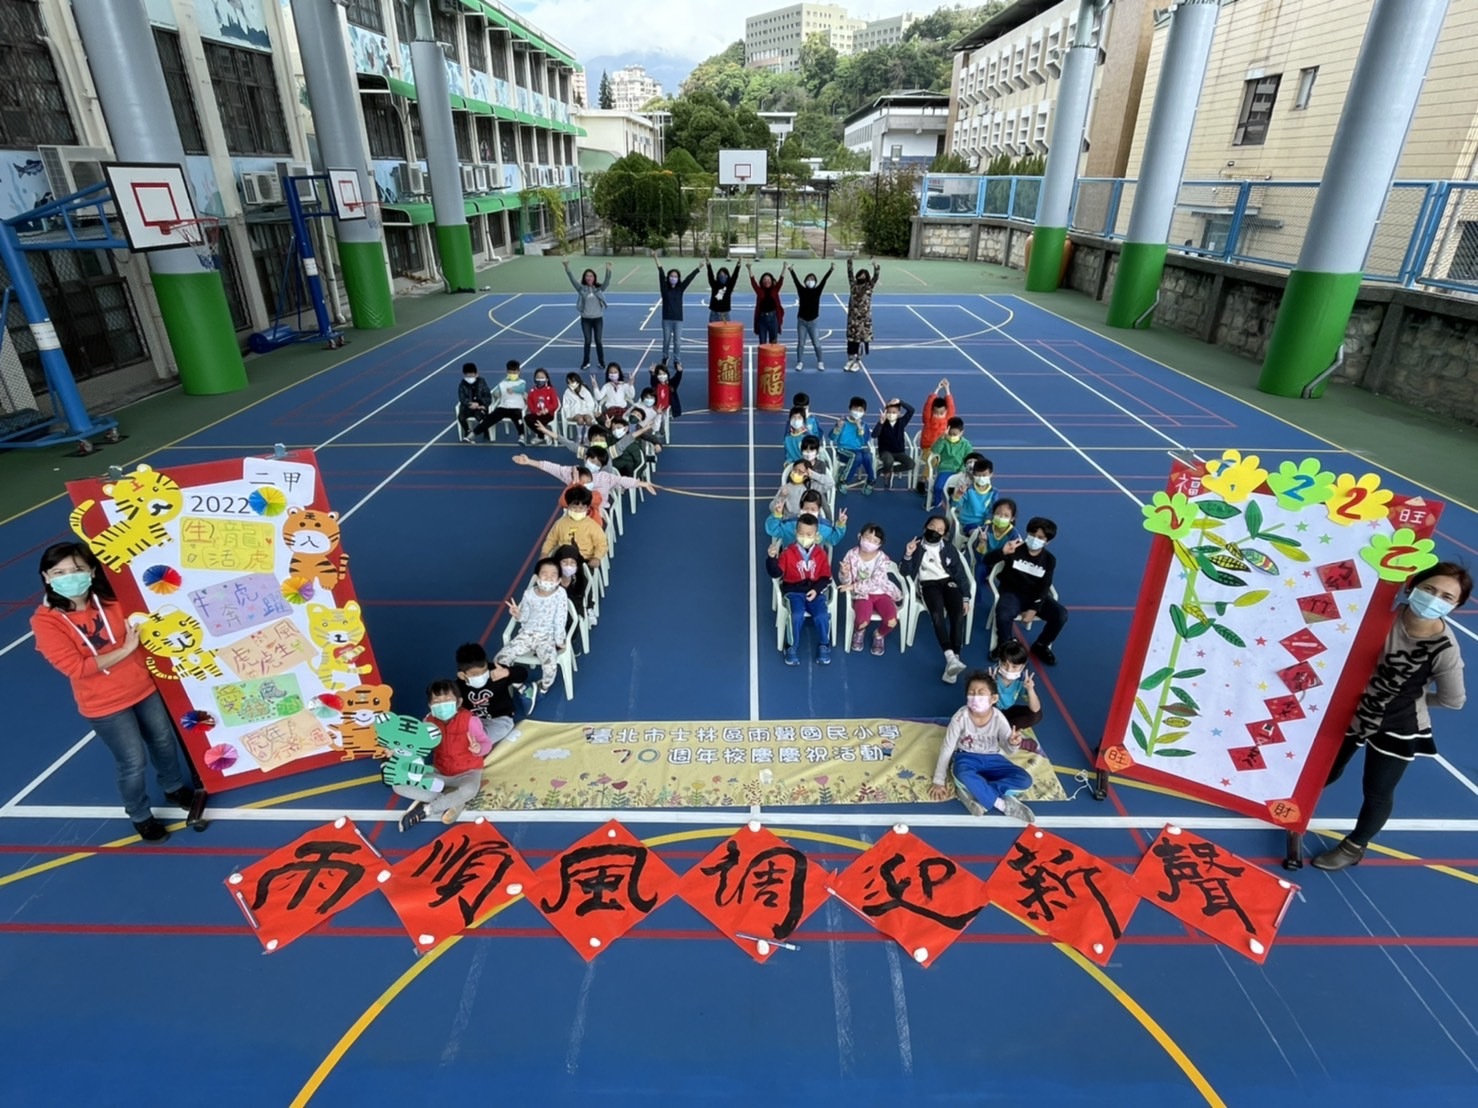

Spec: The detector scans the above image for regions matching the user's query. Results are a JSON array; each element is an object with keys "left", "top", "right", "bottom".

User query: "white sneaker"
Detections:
[
  {"left": 816, "top": 361, "right": 825, "bottom": 372},
  {"left": 942, "top": 651, "right": 967, "bottom": 683},
  {"left": 795, "top": 362, "right": 805, "bottom": 372},
  {"left": 1000, "top": 795, "right": 1036, "bottom": 824}
]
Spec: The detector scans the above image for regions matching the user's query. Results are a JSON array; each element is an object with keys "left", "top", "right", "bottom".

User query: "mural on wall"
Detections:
[
  {"left": 184, "top": 156, "right": 227, "bottom": 219},
  {"left": 348, "top": 24, "right": 394, "bottom": 78},
  {"left": 197, "top": 0, "right": 271, "bottom": 49},
  {"left": 370, "top": 160, "right": 430, "bottom": 205},
  {"left": 445, "top": 59, "right": 464, "bottom": 98},
  {"left": 468, "top": 70, "right": 491, "bottom": 104},
  {"left": 0, "top": 151, "right": 55, "bottom": 227},
  {"left": 492, "top": 77, "right": 511, "bottom": 108}
]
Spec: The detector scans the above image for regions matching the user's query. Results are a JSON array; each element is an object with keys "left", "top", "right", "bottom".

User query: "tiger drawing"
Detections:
[
  {"left": 129, "top": 607, "right": 222, "bottom": 681},
  {"left": 282, "top": 508, "right": 348, "bottom": 591},
  {"left": 70, "top": 464, "right": 184, "bottom": 571},
  {"left": 307, "top": 600, "right": 372, "bottom": 686}
]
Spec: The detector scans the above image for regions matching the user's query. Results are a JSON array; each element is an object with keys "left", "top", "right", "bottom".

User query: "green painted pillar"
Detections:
[
  {"left": 1259, "top": 0, "right": 1450, "bottom": 397},
  {"left": 410, "top": 8, "right": 476, "bottom": 293}
]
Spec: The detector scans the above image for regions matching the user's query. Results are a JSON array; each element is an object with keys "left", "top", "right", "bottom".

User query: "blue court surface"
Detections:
[{"left": 1, "top": 290, "right": 1475, "bottom": 1106}]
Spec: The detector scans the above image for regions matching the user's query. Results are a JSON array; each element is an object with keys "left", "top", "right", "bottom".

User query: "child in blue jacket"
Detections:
[{"left": 830, "top": 396, "right": 876, "bottom": 495}]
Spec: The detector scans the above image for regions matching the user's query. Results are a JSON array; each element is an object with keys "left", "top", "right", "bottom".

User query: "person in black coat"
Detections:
[
  {"left": 900, "top": 515, "right": 973, "bottom": 684},
  {"left": 790, "top": 263, "right": 834, "bottom": 370}
]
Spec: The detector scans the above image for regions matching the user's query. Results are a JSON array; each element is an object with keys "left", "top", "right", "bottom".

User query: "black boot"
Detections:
[
  {"left": 1311, "top": 838, "right": 1365, "bottom": 871},
  {"left": 133, "top": 817, "right": 170, "bottom": 842}
]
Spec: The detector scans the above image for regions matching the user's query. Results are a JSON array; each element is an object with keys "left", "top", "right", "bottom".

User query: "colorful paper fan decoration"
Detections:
[
  {"left": 312, "top": 693, "right": 343, "bottom": 721},
  {"left": 180, "top": 710, "right": 216, "bottom": 732},
  {"left": 142, "top": 565, "right": 183, "bottom": 595},
  {"left": 249, "top": 486, "right": 288, "bottom": 517},
  {"left": 204, "top": 743, "right": 239, "bottom": 772},
  {"left": 281, "top": 575, "right": 315, "bottom": 605}
]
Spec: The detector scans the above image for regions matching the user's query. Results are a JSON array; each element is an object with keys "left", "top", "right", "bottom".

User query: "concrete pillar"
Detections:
[{"left": 409, "top": 0, "right": 474, "bottom": 291}]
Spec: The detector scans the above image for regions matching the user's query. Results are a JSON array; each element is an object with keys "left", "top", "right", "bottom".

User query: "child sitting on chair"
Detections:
[
  {"left": 458, "top": 362, "right": 494, "bottom": 442},
  {"left": 928, "top": 671, "right": 1035, "bottom": 824},
  {"left": 540, "top": 486, "right": 607, "bottom": 568},
  {"left": 495, "top": 558, "right": 569, "bottom": 693},
  {"left": 397, "top": 679, "right": 493, "bottom": 830},
  {"left": 798, "top": 435, "right": 830, "bottom": 477},
  {"left": 776, "top": 458, "right": 835, "bottom": 517},
  {"left": 454, "top": 642, "right": 524, "bottom": 746},
  {"left": 929, "top": 416, "right": 973, "bottom": 510},
  {"left": 983, "top": 516, "right": 1068, "bottom": 666},
  {"left": 488, "top": 360, "right": 528, "bottom": 442},
  {"left": 975, "top": 497, "right": 1021, "bottom": 560},
  {"left": 767, "top": 516, "right": 833, "bottom": 668},
  {"left": 874, "top": 397, "right": 915, "bottom": 479},
  {"left": 525, "top": 368, "right": 559, "bottom": 445},
  {"left": 839, "top": 523, "right": 903, "bottom": 655},
  {"left": 784, "top": 407, "right": 812, "bottom": 464},
  {"left": 953, "top": 457, "right": 998, "bottom": 537},
  {"left": 766, "top": 494, "right": 846, "bottom": 548},
  {"left": 595, "top": 363, "right": 634, "bottom": 419},
  {"left": 513, "top": 449, "right": 655, "bottom": 520},
  {"left": 830, "top": 396, "right": 876, "bottom": 495},
  {"left": 562, "top": 371, "right": 599, "bottom": 432}
]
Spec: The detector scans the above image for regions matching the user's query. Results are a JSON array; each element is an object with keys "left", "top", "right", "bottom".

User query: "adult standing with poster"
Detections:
[
  {"left": 31, "top": 542, "right": 204, "bottom": 842},
  {"left": 563, "top": 257, "right": 612, "bottom": 371}
]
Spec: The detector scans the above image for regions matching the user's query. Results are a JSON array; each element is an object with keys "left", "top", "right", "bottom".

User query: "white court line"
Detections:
[
  {"left": 1434, "top": 755, "right": 1478, "bottom": 800},
  {"left": 747, "top": 343, "right": 761, "bottom": 723},
  {"left": 0, "top": 629, "right": 34, "bottom": 661},
  {"left": 6, "top": 802, "right": 1477, "bottom": 832},
  {"left": 0, "top": 730, "right": 95, "bottom": 810}
]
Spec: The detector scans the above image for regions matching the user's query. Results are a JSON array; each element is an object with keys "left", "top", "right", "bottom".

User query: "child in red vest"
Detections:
[
  {"left": 399, "top": 679, "right": 493, "bottom": 830},
  {"left": 766, "top": 514, "right": 834, "bottom": 667},
  {"left": 525, "top": 367, "right": 560, "bottom": 445}
]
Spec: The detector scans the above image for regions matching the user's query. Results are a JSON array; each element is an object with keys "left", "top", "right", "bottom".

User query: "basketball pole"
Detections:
[
  {"left": 290, "top": 0, "right": 396, "bottom": 328},
  {"left": 410, "top": 0, "right": 476, "bottom": 293},
  {"left": 70, "top": 0, "right": 247, "bottom": 396}
]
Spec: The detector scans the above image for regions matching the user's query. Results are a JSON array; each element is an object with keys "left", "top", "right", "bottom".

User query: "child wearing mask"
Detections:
[
  {"left": 748, "top": 263, "right": 789, "bottom": 345},
  {"left": 540, "top": 486, "right": 608, "bottom": 567},
  {"left": 706, "top": 254, "right": 735, "bottom": 321},
  {"left": 562, "top": 371, "right": 599, "bottom": 432},
  {"left": 495, "top": 558, "right": 572, "bottom": 693},
  {"left": 830, "top": 396, "right": 876, "bottom": 494},
  {"left": 633, "top": 392, "right": 665, "bottom": 444},
  {"left": 767, "top": 515, "right": 833, "bottom": 667},
  {"left": 775, "top": 458, "right": 836, "bottom": 517},
  {"left": 953, "top": 457, "right": 998, "bottom": 536},
  {"left": 928, "top": 671, "right": 1035, "bottom": 824},
  {"left": 594, "top": 363, "right": 635, "bottom": 420},
  {"left": 873, "top": 397, "right": 915, "bottom": 478},
  {"left": 783, "top": 407, "right": 812, "bottom": 464},
  {"left": 552, "top": 543, "right": 591, "bottom": 619},
  {"left": 839, "top": 523, "right": 904, "bottom": 655},
  {"left": 929, "top": 417, "right": 973, "bottom": 510},
  {"left": 790, "top": 263, "right": 834, "bottom": 370},
  {"left": 982, "top": 516, "right": 1068, "bottom": 666},
  {"left": 844, "top": 258, "right": 880, "bottom": 372},
  {"left": 901, "top": 515, "right": 973, "bottom": 683},
  {"left": 525, "top": 368, "right": 559, "bottom": 444},
  {"left": 396, "top": 679, "right": 493, "bottom": 830},
  {"left": 793, "top": 393, "right": 822, "bottom": 436},
  {"left": 454, "top": 641, "right": 526, "bottom": 745},
  {"left": 918, "top": 380, "right": 954, "bottom": 494},
  {"left": 457, "top": 362, "right": 494, "bottom": 442},
  {"left": 649, "top": 362, "right": 683, "bottom": 420},
  {"left": 488, "top": 359, "right": 528, "bottom": 441},
  {"left": 767, "top": 495, "right": 846, "bottom": 547},
  {"left": 975, "top": 497, "right": 1021, "bottom": 560},
  {"left": 990, "top": 640, "right": 1044, "bottom": 734},
  {"left": 512, "top": 451, "right": 655, "bottom": 517},
  {"left": 653, "top": 253, "right": 701, "bottom": 368},
  {"left": 797, "top": 435, "right": 831, "bottom": 477}
]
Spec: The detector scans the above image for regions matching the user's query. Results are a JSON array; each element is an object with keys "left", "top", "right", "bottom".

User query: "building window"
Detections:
[
  {"left": 204, "top": 42, "right": 292, "bottom": 156},
  {"left": 432, "top": 6, "right": 458, "bottom": 61},
  {"left": 0, "top": 0, "right": 78, "bottom": 147},
  {"left": 248, "top": 222, "right": 297, "bottom": 317},
  {"left": 345, "top": 0, "right": 384, "bottom": 34},
  {"left": 498, "top": 121, "right": 515, "bottom": 164},
  {"left": 455, "top": 115, "right": 472, "bottom": 162},
  {"left": 408, "top": 104, "right": 425, "bottom": 159},
  {"left": 490, "top": 32, "right": 509, "bottom": 80},
  {"left": 1233, "top": 75, "right": 1280, "bottom": 146},
  {"left": 469, "top": 214, "right": 483, "bottom": 255},
  {"left": 384, "top": 226, "right": 425, "bottom": 276},
  {"left": 216, "top": 231, "right": 251, "bottom": 331},
  {"left": 361, "top": 93, "right": 406, "bottom": 159},
  {"left": 154, "top": 30, "right": 206, "bottom": 155},
  {"left": 1294, "top": 67, "right": 1318, "bottom": 111},
  {"left": 466, "top": 18, "right": 486, "bottom": 71},
  {"left": 393, "top": 0, "right": 411, "bottom": 42}
]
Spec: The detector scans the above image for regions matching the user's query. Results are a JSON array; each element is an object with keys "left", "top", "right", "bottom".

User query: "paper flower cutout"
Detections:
[
  {"left": 249, "top": 486, "right": 288, "bottom": 516},
  {"left": 1358, "top": 528, "right": 1439, "bottom": 582},
  {"left": 1326, "top": 473, "right": 1393, "bottom": 526},
  {"left": 204, "top": 743, "right": 239, "bottom": 772},
  {"left": 180, "top": 710, "right": 215, "bottom": 732},
  {"left": 1200, "top": 450, "right": 1268, "bottom": 504},
  {"left": 280, "top": 576, "right": 315, "bottom": 604},
  {"left": 142, "top": 565, "right": 183, "bottom": 595},
  {"left": 314, "top": 693, "right": 344, "bottom": 720},
  {"left": 1265, "top": 458, "right": 1337, "bottom": 512},
  {"left": 1142, "top": 491, "right": 1199, "bottom": 541}
]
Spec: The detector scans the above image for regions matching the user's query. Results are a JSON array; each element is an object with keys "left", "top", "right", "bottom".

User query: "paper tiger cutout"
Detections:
[
  {"left": 70, "top": 465, "right": 183, "bottom": 571},
  {"left": 282, "top": 507, "right": 348, "bottom": 591},
  {"left": 307, "top": 600, "right": 371, "bottom": 686},
  {"left": 129, "top": 607, "right": 222, "bottom": 682}
]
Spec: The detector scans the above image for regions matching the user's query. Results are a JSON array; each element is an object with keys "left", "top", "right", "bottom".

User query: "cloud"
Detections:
[
  {"left": 532, "top": 747, "right": 572, "bottom": 760},
  {"left": 511, "top": 0, "right": 792, "bottom": 64}
]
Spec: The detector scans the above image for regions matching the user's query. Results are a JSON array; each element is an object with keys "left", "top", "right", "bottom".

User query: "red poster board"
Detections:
[
  {"left": 1097, "top": 452, "right": 1443, "bottom": 830},
  {"left": 66, "top": 450, "right": 387, "bottom": 791}
]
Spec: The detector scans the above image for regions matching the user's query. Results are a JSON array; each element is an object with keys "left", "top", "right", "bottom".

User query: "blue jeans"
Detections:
[
  {"left": 709, "top": 309, "right": 730, "bottom": 323},
  {"left": 661, "top": 319, "right": 682, "bottom": 365},
  {"left": 90, "top": 691, "right": 189, "bottom": 822},
  {"left": 952, "top": 751, "right": 1032, "bottom": 810},
  {"left": 785, "top": 590, "right": 831, "bottom": 650},
  {"left": 836, "top": 447, "right": 876, "bottom": 485},
  {"left": 580, "top": 316, "right": 605, "bottom": 368},
  {"left": 796, "top": 317, "right": 822, "bottom": 363},
  {"left": 757, "top": 311, "right": 779, "bottom": 345}
]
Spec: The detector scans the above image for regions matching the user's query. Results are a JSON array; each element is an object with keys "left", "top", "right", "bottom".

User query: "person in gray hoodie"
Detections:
[{"left": 563, "top": 258, "right": 612, "bottom": 370}]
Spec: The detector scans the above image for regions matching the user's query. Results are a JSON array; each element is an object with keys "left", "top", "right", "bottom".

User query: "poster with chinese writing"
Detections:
[
  {"left": 471, "top": 717, "right": 1067, "bottom": 809},
  {"left": 66, "top": 451, "right": 387, "bottom": 791},
  {"left": 1097, "top": 451, "right": 1444, "bottom": 830}
]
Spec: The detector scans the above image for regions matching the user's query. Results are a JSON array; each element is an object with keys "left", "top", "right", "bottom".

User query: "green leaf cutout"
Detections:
[
  {"left": 1234, "top": 590, "right": 1270, "bottom": 608},
  {"left": 1172, "top": 668, "right": 1206, "bottom": 679},
  {"left": 1211, "top": 623, "right": 1247, "bottom": 647},
  {"left": 1140, "top": 666, "right": 1175, "bottom": 690},
  {"left": 1245, "top": 500, "right": 1263, "bottom": 536},
  {"left": 1157, "top": 731, "right": 1190, "bottom": 745},
  {"left": 1198, "top": 500, "right": 1242, "bottom": 519},
  {"left": 1169, "top": 605, "right": 1190, "bottom": 640},
  {"left": 1170, "top": 686, "right": 1201, "bottom": 712},
  {"left": 1131, "top": 721, "right": 1149, "bottom": 752},
  {"left": 1155, "top": 748, "right": 1197, "bottom": 758}
]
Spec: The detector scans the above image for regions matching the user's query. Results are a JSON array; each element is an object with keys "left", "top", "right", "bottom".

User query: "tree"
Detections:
[
  {"left": 663, "top": 147, "right": 713, "bottom": 253},
  {"left": 824, "top": 143, "right": 870, "bottom": 172},
  {"left": 598, "top": 70, "right": 613, "bottom": 110},
  {"left": 798, "top": 33, "right": 838, "bottom": 98},
  {"left": 857, "top": 165, "right": 924, "bottom": 257},
  {"left": 590, "top": 152, "right": 682, "bottom": 251},
  {"left": 930, "top": 151, "right": 973, "bottom": 173},
  {"left": 775, "top": 133, "right": 810, "bottom": 185},
  {"left": 667, "top": 90, "right": 776, "bottom": 174}
]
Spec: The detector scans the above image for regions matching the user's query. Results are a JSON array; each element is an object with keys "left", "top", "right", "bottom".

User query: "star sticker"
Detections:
[
  {"left": 1178, "top": 571, "right": 1188, "bottom": 581},
  {"left": 1368, "top": 519, "right": 1382, "bottom": 529},
  {"left": 1223, "top": 710, "right": 1233, "bottom": 718},
  {"left": 1302, "top": 570, "right": 1313, "bottom": 578},
  {"left": 1318, "top": 534, "right": 1333, "bottom": 544},
  {"left": 1309, "top": 703, "right": 1320, "bottom": 713},
  {"left": 1232, "top": 659, "right": 1242, "bottom": 668},
  {"left": 1316, "top": 660, "right": 1327, "bottom": 669},
  {"left": 1284, "top": 578, "right": 1297, "bottom": 588},
  {"left": 1257, "top": 682, "right": 1269, "bottom": 691},
  {"left": 1348, "top": 603, "right": 1359, "bottom": 613},
  {"left": 1220, "top": 778, "right": 1232, "bottom": 787},
  {"left": 1295, "top": 522, "right": 1309, "bottom": 532},
  {"left": 1337, "top": 622, "right": 1350, "bottom": 633},
  {"left": 1285, "top": 751, "right": 1297, "bottom": 759},
  {"left": 1211, "top": 728, "right": 1224, "bottom": 737},
  {"left": 1255, "top": 637, "right": 1267, "bottom": 646},
  {"left": 1196, "top": 650, "right": 1206, "bottom": 658}
]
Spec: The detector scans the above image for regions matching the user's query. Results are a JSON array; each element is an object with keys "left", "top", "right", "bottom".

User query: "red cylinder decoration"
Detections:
[
  {"left": 756, "top": 343, "right": 787, "bottom": 412},
  {"left": 707, "top": 321, "right": 744, "bottom": 413}
]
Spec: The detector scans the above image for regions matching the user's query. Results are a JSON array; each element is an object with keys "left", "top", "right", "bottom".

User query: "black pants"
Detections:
[
  {"left": 994, "top": 592, "right": 1068, "bottom": 650},
  {"left": 1003, "top": 704, "right": 1043, "bottom": 730},
  {"left": 487, "top": 407, "right": 523, "bottom": 435},
  {"left": 1326, "top": 734, "right": 1411, "bottom": 847},
  {"left": 581, "top": 317, "right": 605, "bottom": 368},
  {"left": 919, "top": 579, "right": 965, "bottom": 654},
  {"left": 846, "top": 339, "right": 870, "bottom": 358}
]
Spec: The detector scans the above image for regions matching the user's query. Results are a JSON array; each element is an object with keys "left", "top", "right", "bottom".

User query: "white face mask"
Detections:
[
  {"left": 885, "top": 414, "right": 897, "bottom": 423},
  {"left": 802, "top": 450, "right": 818, "bottom": 461},
  {"left": 567, "top": 509, "right": 588, "bottom": 521},
  {"left": 463, "top": 375, "right": 477, "bottom": 383},
  {"left": 612, "top": 426, "right": 626, "bottom": 439},
  {"left": 668, "top": 276, "right": 678, "bottom": 286},
  {"left": 464, "top": 672, "right": 490, "bottom": 688},
  {"left": 656, "top": 373, "right": 668, "bottom": 382},
  {"left": 805, "top": 278, "right": 816, "bottom": 288},
  {"left": 974, "top": 476, "right": 992, "bottom": 488},
  {"left": 561, "top": 564, "right": 577, "bottom": 578},
  {"left": 790, "top": 418, "right": 804, "bottom": 430},
  {"left": 996, "top": 667, "right": 1023, "bottom": 683},
  {"left": 1025, "top": 536, "right": 1047, "bottom": 552},
  {"left": 849, "top": 410, "right": 864, "bottom": 421},
  {"left": 608, "top": 372, "right": 620, "bottom": 382},
  {"left": 536, "top": 579, "right": 559, "bottom": 592}
]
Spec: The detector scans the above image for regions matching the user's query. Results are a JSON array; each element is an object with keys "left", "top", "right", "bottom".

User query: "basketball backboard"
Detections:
[
  {"left": 328, "top": 168, "right": 366, "bottom": 220},
  {"left": 718, "top": 149, "right": 768, "bottom": 187},
  {"left": 103, "top": 162, "right": 198, "bottom": 253}
]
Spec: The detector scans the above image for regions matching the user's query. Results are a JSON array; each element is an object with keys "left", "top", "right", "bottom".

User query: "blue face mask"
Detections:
[
  {"left": 429, "top": 701, "right": 458, "bottom": 722},
  {"left": 49, "top": 571, "right": 94, "bottom": 599},
  {"left": 1408, "top": 589, "right": 1456, "bottom": 620}
]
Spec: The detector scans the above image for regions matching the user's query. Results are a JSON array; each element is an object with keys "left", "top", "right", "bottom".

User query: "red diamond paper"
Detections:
[
  {"left": 1132, "top": 825, "right": 1298, "bottom": 964},
  {"left": 1245, "top": 720, "right": 1286, "bottom": 746},
  {"left": 1315, "top": 559, "right": 1361, "bottom": 592},
  {"left": 1263, "top": 695, "right": 1306, "bottom": 723},
  {"left": 984, "top": 828, "right": 1140, "bottom": 966},
  {"left": 382, "top": 819, "right": 535, "bottom": 953},
  {"left": 1296, "top": 593, "right": 1340, "bottom": 624},
  {"left": 224, "top": 818, "right": 385, "bottom": 953},
  {"left": 525, "top": 820, "right": 679, "bottom": 961},
  {"left": 1276, "top": 661, "right": 1323, "bottom": 695},
  {"left": 827, "top": 828, "right": 988, "bottom": 968},
  {"left": 677, "top": 824, "right": 831, "bottom": 963},
  {"left": 1227, "top": 745, "right": 1267, "bottom": 771},
  {"left": 1279, "top": 627, "right": 1327, "bottom": 662}
]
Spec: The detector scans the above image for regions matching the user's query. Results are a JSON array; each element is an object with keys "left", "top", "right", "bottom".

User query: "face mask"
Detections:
[
  {"left": 996, "top": 667, "right": 1023, "bottom": 683},
  {"left": 718, "top": 274, "right": 728, "bottom": 285},
  {"left": 796, "top": 535, "right": 817, "bottom": 549},
  {"left": 859, "top": 538, "right": 880, "bottom": 553},
  {"left": 656, "top": 373, "right": 668, "bottom": 382},
  {"left": 668, "top": 276, "right": 678, "bottom": 286},
  {"left": 535, "top": 377, "right": 548, "bottom": 387},
  {"left": 536, "top": 579, "right": 559, "bottom": 592},
  {"left": 642, "top": 397, "right": 655, "bottom": 408},
  {"left": 992, "top": 515, "right": 1013, "bottom": 528},
  {"left": 947, "top": 433, "right": 962, "bottom": 442},
  {"left": 608, "top": 372, "right": 620, "bottom": 382},
  {"left": 924, "top": 532, "right": 945, "bottom": 545},
  {"left": 463, "top": 375, "right": 477, "bottom": 383},
  {"left": 567, "top": 509, "right": 588, "bottom": 521},
  {"left": 974, "top": 476, "right": 992, "bottom": 489},
  {"left": 49, "top": 571, "right": 94, "bottom": 599},
  {"left": 561, "top": 564, "right": 577, "bottom": 578},
  {"left": 1408, "top": 589, "right": 1456, "bottom": 620},
  {"left": 966, "top": 695, "right": 992, "bottom": 714},
  {"left": 790, "top": 418, "right": 804, "bottom": 430},
  {"left": 464, "top": 672, "right": 490, "bottom": 689},
  {"left": 586, "top": 460, "right": 601, "bottom": 473},
  {"left": 790, "top": 472, "right": 806, "bottom": 484},
  {"left": 885, "top": 414, "right": 897, "bottom": 423},
  {"left": 802, "top": 450, "right": 818, "bottom": 462},
  {"left": 1025, "top": 536, "right": 1047, "bottom": 552},
  {"left": 612, "top": 426, "right": 626, "bottom": 439},
  {"left": 506, "top": 373, "right": 518, "bottom": 380},
  {"left": 805, "top": 278, "right": 816, "bottom": 288},
  {"left": 430, "top": 701, "right": 458, "bottom": 722},
  {"left": 850, "top": 410, "right": 864, "bottom": 421}
]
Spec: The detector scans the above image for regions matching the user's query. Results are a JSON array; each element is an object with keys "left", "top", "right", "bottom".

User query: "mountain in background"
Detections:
[{"left": 581, "top": 52, "right": 696, "bottom": 103}]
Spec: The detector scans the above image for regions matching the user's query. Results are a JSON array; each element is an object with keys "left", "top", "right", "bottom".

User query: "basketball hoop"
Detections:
[
  {"left": 160, "top": 216, "right": 224, "bottom": 271},
  {"left": 343, "top": 199, "right": 383, "bottom": 231}
]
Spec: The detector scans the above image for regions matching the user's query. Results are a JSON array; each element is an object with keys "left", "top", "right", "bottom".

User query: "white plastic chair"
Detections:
[
  {"left": 882, "top": 430, "right": 918, "bottom": 490},
  {"left": 842, "top": 565, "right": 912, "bottom": 653},
  {"left": 501, "top": 596, "right": 580, "bottom": 703},
  {"left": 985, "top": 561, "right": 1061, "bottom": 654},
  {"left": 772, "top": 578, "right": 838, "bottom": 651},
  {"left": 903, "top": 568, "right": 977, "bottom": 650}
]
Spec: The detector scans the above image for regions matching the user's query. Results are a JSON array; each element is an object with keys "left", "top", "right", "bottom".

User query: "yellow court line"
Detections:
[
  {"left": 0, "top": 293, "right": 511, "bottom": 529},
  {"left": 0, "top": 773, "right": 381, "bottom": 889},
  {"left": 290, "top": 826, "right": 1223, "bottom": 1108},
  {"left": 1309, "top": 829, "right": 1478, "bottom": 887}
]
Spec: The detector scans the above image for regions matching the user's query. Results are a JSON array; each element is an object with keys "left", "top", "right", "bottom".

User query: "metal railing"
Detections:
[{"left": 918, "top": 173, "right": 1478, "bottom": 296}]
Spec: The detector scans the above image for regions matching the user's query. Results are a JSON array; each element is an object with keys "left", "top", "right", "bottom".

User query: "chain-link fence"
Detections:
[{"left": 1414, "top": 182, "right": 1478, "bottom": 294}]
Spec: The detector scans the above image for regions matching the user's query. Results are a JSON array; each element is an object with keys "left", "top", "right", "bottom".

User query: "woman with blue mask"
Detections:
[
  {"left": 1312, "top": 561, "right": 1470, "bottom": 871},
  {"left": 31, "top": 542, "right": 204, "bottom": 842}
]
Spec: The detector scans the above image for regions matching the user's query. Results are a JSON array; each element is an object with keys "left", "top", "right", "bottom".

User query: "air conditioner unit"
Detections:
[
  {"left": 407, "top": 165, "right": 426, "bottom": 194},
  {"left": 461, "top": 165, "right": 476, "bottom": 191},
  {"left": 38, "top": 145, "right": 114, "bottom": 213},
  {"left": 276, "top": 160, "right": 315, "bottom": 202},
  {"left": 473, "top": 165, "right": 489, "bottom": 191},
  {"left": 240, "top": 170, "right": 282, "bottom": 207}
]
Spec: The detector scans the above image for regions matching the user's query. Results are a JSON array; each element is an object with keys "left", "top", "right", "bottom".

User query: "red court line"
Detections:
[
  {"left": 1031, "top": 342, "right": 1191, "bottom": 431},
  {"left": 1436, "top": 529, "right": 1478, "bottom": 558},
  {"left": 476, "top": 500, "right": 566, "bottom": 648},
  {"left": 1051, "top": 339, "right": 1240, "bottom": 426}
]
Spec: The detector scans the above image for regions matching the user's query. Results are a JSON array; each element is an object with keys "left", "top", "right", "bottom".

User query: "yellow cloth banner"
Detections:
[{"left": 472, "top": 718, "right": 1067, "bottom": 809}]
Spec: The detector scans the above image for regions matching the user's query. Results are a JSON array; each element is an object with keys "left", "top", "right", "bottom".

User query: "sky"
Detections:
[{"left": 509, "top": 0, "right": 899, "bottom": 67}]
